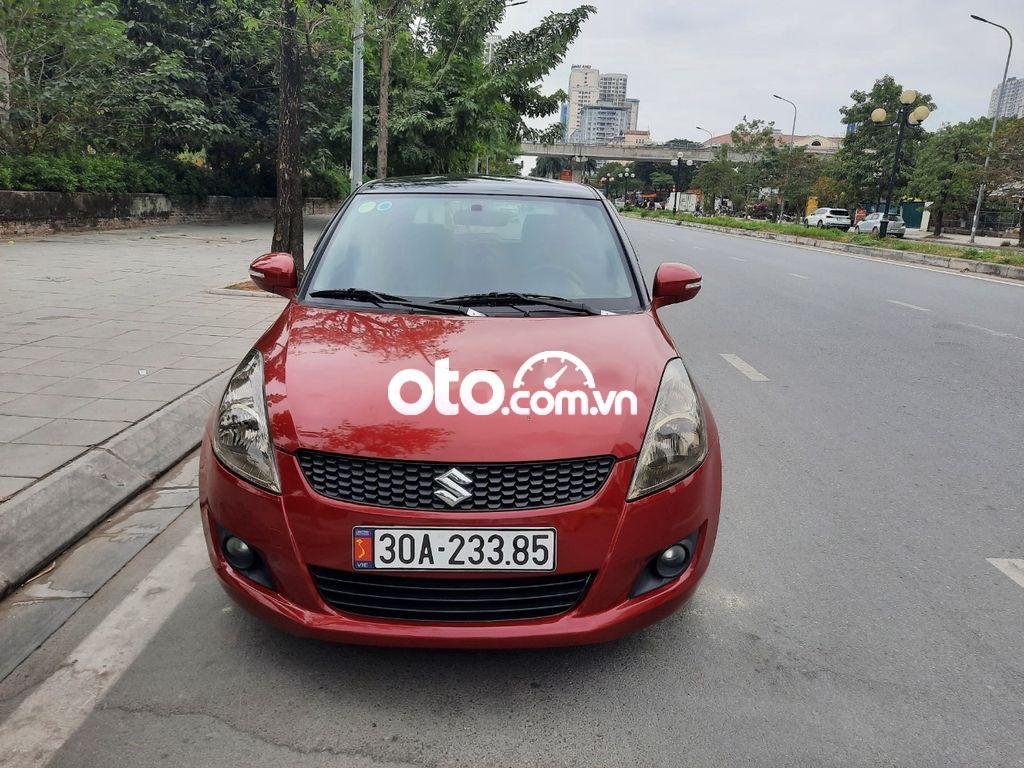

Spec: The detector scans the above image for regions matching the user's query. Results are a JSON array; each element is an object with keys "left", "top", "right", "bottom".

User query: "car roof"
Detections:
[{"left": 356, "top": 175, "right": 602, "bottom": 200}]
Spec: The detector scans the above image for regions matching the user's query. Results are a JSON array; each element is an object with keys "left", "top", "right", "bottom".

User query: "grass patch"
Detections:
[
  {"left": 224, "top": 279, "right": 260, "bottom": 291},
  {"left": 627, "top": 209, "right": 1024, "bottom": 267}
]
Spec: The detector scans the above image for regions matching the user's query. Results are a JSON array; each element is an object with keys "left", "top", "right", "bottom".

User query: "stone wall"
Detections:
[{"left": 0, "top": 191, "right": 338, "bottom": 236}]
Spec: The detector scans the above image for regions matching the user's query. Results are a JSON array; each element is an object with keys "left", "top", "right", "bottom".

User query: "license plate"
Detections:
[{"left": 352, "top": 527, "right": 556, "bottom": 571}]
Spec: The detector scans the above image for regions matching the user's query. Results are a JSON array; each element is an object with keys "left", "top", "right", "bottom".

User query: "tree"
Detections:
[
  {"left": 907, "top": 119, "right": 988, "bottom": 236},
  {"left": 663, "top": 138, "right": 702, "bottom": 149},
  {"left": 271, "top": 0, "right": 304, "bottom": 267},
  {"left": 729, "top": 117, "right": 780, "bottom": 211},
  {"left": 692, "top": 149, "right": 739, "bottom": 212},
  {"left": 530, "top": 155, "right": 568, "bottom": 178},
  {"left": 832, "top": 75, "right": 936, "bottom": 209},
  {"left": 987, "top": 117, "right": 1024, "bottom": 246}
]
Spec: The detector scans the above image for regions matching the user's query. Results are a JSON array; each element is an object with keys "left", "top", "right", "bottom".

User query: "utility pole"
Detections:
[
  {"left": 968, "top": 14, "right": 1013, "bottom": 243},
  {"left": 350, "top": 0, "right": 365, "bottom": 188},
  {"left": 773, "top": 94, "right": 797, "bottom": 223}
]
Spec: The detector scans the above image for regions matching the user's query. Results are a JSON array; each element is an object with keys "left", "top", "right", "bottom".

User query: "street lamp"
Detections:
[
  {"left": 669, "top": 152, "right": 694, "bottom": 214},
  {"left": 618, "top": 172, "right": 635, "bottom": 202},
  {"left": 869, "top": 88, "right": 930, "bottom": 237},
  {"left": 600, "top": 175, "right": 612, "bottom": 198},
  {"left": 696, "top": 126, "right": 713, "bottom": 143},
  {"left": 968, "top": 14, "right": 1013, "bottom": 243},
  {"left": 773, "top": 94, "right": 797, "bottom": 223}
]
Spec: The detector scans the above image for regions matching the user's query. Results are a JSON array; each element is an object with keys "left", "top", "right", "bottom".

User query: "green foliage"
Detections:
[
  {"left": 692, "top": 149, "right": 739, "bottom": 208},
  {"left": 907, "top": 118, "right": 989, "bottom": 232},
  {"left": 832, "top": 75, "right": 936, "bottom": 207},
  {"left": 530, "top": 156, "right": 569, "bottom": 178},
  {"left": 0, "top": 153, "right": 213, "bottom": 194}
]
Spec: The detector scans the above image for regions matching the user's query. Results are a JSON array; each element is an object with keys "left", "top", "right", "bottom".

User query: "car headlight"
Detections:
[
  {"left": 627, "top": 358, "right": 708, "bottom": 501},
  {"left": 212, "top": 350, "right": 281, "bottom": 493}
]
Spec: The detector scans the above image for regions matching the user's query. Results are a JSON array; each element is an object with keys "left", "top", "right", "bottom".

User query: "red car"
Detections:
[{"left": 199, "top": 177, "right": 722, "bottom": 648}]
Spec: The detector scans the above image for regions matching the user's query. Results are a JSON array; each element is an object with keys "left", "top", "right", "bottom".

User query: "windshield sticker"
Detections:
[
  {"left": 376, "top": 200, "right": 393, "bottom": 212},
  {"left": 357, "top": 201, "right": 377, "bottom": 213},
  {"left": 388, "top": 351, "right": 637, "bottom": 417}
]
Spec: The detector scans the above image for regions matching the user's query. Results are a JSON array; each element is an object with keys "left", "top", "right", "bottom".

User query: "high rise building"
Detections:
[
  {"left": 599, "top": 73, "right": 628, "bottom": 104},
  {"left": 566, "top": 65, "right": 641, "bottom": 142},
  {"left": 625, "top": 98, "right": 639, "bottom": 131},
  {"left": 566, "top": 65, "right": 601, "bottom": 138},
  {"left": 988, "top": 76, "right": 1024, "bottom": 119},
  {"left": 575, "top": 103, "right": 631, "bottom": 144},
  {"left": 484, "top": 34, "right": 502, "bottom": 65}
]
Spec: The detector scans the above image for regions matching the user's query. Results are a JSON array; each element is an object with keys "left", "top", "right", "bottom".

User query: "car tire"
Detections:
[
  {"left": 817, "top": 221, "right": 824, "bottom": 229},
  {"left": 871, "top": 227, "right": 879, "bottom": 235},
  {"left": 894, "top": 233, "right": 904, "bottom": 239}
]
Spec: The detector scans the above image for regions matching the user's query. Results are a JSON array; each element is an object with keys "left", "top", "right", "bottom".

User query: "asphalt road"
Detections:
[{"left": 2, "top": 217, "right": 1023, "bottom": 767}]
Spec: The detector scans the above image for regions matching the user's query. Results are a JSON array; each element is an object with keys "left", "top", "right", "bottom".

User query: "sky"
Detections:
[{"left": 498, "top": 0, "right": 1021, "bottom": 143}]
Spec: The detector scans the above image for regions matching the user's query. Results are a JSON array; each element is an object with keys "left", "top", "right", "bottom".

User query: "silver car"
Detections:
[
  {"left": 804, "top": 207, "right": 851, "bottom": 229},
  {"left": 854, "top": 212, "right": 906, "bottom": 238}
]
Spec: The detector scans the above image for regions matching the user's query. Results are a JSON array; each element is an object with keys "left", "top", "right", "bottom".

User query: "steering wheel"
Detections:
[{"left": 527, "top": 264, "right": 586, "bottom": 297}]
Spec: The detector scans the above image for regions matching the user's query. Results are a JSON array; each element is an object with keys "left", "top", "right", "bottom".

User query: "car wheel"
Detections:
[
  {"left": 817, "top": 221, "right": 824, "bottom": 228},
  {"left": 871, "top": 227, "right": 879, "bottom": 235},
  {"left": 895, "top": 233, "right": 904, "bottom": 239}
]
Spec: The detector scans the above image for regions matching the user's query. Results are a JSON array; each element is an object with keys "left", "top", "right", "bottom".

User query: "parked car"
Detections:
[
  {"left": 854, "top": 212, "right": 907, "bottom": 238},
  {"left": 803, "top": 207, "right": 852, "bottom": 229},
  {"left": 200, "top": 176, "right": 722, "bottom": 648}
]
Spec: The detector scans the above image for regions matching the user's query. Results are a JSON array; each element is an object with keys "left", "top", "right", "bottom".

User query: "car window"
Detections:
[
  {"left": 307, "top": 194, "right": 641, "bottom": 311},
  {"left": 829, "top": 209, "right": 849, "bottom": 216}
]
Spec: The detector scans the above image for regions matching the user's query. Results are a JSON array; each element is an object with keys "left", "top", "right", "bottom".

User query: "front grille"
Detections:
[
  {"left": 309, "top": 567, "right": 593, "bottom": 622},
  {"left": 297, "top": 451, "right": 615, "bottom": 511}
]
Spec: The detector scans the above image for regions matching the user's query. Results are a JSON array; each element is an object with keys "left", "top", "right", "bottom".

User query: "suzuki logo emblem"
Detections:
[{"left": 434, "top": 468, "right": 472, "bottom": 507}]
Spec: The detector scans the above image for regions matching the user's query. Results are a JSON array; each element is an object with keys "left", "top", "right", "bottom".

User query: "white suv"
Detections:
[{"left": 804, "top": 208, "right": 851, "bottom": 230}]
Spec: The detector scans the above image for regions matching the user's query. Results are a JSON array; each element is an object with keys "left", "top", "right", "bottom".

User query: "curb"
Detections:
[
  {"left": 206, "top": 288, "right": 278, "bottom": 299},
  {"left": 0, "top": 372, "right": 229, "bottom": 597},
  {"left": 625, "top": 214, "right": 1024, "bottom": 283}
]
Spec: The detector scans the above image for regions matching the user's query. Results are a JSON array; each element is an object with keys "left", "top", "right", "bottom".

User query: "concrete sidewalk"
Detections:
[
  {"left": 903, "top": 227, "right": 1022, "bottom": 250},
  {"left": 0, "top": 217, "right": 326, "bottom": 591}
]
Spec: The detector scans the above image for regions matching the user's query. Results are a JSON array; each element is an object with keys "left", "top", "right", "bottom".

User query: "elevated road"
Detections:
[{"left": 520, "top": 141, "right": 751, "bottom": 164}]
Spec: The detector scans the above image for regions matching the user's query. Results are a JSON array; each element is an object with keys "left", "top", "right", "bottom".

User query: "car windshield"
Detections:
[
  {"left": 829, "top": 209, "right": 849, "bottom": 216},
  {"left": 305, "top": 194, "right": 641, "bottom": 313}
]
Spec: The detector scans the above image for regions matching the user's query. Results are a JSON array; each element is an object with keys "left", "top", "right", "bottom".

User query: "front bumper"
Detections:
[{"left": 198, "top": 430, "right": 722, "bottom": 649}]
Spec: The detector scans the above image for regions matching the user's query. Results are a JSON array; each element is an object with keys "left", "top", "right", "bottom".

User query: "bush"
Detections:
[
  {"left": 0, "top": 153, "right": 215, "bottom": 196},
  {"left": 304, "top": 162, "right": 350, "bottom": 199}
]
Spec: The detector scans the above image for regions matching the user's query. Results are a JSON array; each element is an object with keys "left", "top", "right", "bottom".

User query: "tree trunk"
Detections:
[
  {"left": 1018, "top": 207, "right": 1024, "bottom": 249},
  {"left": 932, "top": 208, "right": 944, "bottom": 237},
  {"left": 376, "top": 31, "right": 391, "bottom": 179},
  {"left": 0, "top": 29, "right": 11, "bottom": 142},
  {"left": 272, "top": 0, "right": 304, "bottom": 272}
]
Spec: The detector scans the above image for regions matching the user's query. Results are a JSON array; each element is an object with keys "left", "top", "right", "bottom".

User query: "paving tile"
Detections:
[
  {"left": 12, "top": 359, "right": 98, "bottom": 378},
  {"left": 102, "top": 380, "right": 198, "bottom": 402},
  {"left": 0, "top": 415, "right": 52, "bottom": 442},
  {"left": 0, "top": 598, "right": 88, "bottom": 681},
  {"left": 110, "top": 347, "right": 193, "bottom": 369},
  {"left": 47, "top": 347, "right": 126, "bottom": 364},
  {"left": 0, "top": 443, "right": 83, "bottom": 477},
  {"left": 75, "top": 364, "right": 150, "bottom": 381},
  {"left": 0, "top": 393, "right": 95, "bottom": 418},
  {"left": 0, "top": 358, "right": 33, "bottom": 374},
  {"left": 167, "top": 356, "right": 237, "bottom": 372},
  {"left": 37, "top": 377, "right": 129, "bottom": 398},
  {"left": 0, "top": 475, "right": 35, "bottom": 500},
  {"left": 1, "top": 345, "right": 66, "bottom": 361},
  {"left": 64, "top": 397, "right": 161, "bottom": 422},
  {"left": 0, "top": 372, "right": 63, "bottom": 394},
  {"left": 21, "top": 335, "right": 97, "bottom": 350},
  {"left": 137, "top": 368, "right": 216, "bottom": 385},
  {"left": 0, "top": 392, "right": 19, "bottom": 406},
  {"left": 13, "top": 418, "right": 129, "bottom": 446}
]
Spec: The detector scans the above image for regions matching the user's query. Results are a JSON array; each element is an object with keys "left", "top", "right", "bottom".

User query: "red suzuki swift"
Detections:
[{"left": 199, "top": 176, "right": 721, "bottom": 648}]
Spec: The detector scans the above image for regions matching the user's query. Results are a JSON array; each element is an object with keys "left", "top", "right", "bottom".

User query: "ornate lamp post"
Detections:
[
  {"left": 870, "top": 89, "right": 930, "bottom": 237},
  {"left": 600, "top": 175, "right": 612, "bottom": 198},
  {"left": 572, "top": 153, "right": 588, "bottom": 183}
]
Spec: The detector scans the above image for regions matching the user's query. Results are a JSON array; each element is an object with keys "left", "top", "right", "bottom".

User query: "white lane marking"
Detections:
[
  {"left": 788, "top": 273, "right": 810, "bottom": 280},
  {"left": 0, "top": 523, "right": 206, "bottom": 768},
  {"left": 888, "top": 299, "right": 931, "bottom": 312},
  {"left": 956, "top": 322, "right": 1024, "bottom": 343},
  {"left": 988, "top": 558, "right": 1024, "bottom": 590},
  {"left": 719, "top": 353, "right": 770, "bottom": 382},
  {"left": 730, "top": 256, "right": 747, "bottom": 262}
]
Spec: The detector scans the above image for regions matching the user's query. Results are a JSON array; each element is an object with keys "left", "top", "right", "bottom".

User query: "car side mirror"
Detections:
[
  {"left": 652, "top": 262, "right": 702, "bottom": 309},
  {"left": 249, "top": 252, "right": 297, "bottom": 299}
]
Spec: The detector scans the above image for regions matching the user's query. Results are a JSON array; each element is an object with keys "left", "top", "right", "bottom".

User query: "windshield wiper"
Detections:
[
  {"left": 436, "top": 291, "right": 606, "bottom": 316},
  {"left": 308, "top": 288, "right": 482, "bottom": 316}
]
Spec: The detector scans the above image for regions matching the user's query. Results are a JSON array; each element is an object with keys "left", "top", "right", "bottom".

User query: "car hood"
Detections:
[{"left": 260, "top": 304, "right": 678, "bottom": 462}]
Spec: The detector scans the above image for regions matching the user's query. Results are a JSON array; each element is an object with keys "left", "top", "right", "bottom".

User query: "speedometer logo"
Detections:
[{"left": 388, "top": 350, "right": 637, "bottom": 418}]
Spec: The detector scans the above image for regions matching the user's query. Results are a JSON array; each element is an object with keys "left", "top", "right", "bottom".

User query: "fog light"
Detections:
[
  {"left": 655, "top": 543, "right": 690, "bottom": 579},
  {"left": 223, "top": 536, "right": 255, "bottom": 570}
]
